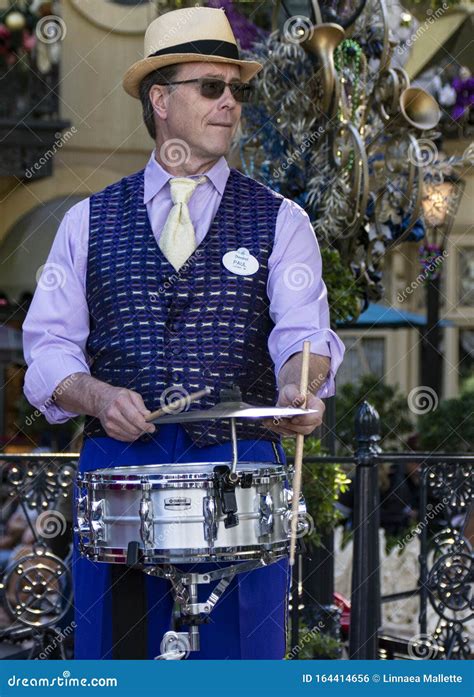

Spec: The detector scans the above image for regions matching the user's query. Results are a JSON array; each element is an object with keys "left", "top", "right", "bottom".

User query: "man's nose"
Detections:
[{"left": 219, "top": 84, "right": 238, "bottom": 108}]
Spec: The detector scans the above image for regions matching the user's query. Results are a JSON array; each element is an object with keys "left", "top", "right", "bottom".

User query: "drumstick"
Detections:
[
  {"left": 145, "top": 387, "right": 212, "bottom": 422},
  {"left": 289, "top": 340, "right": 311, "bottom": 567}
]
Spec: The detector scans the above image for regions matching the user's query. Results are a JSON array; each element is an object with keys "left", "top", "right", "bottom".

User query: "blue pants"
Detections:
[{"left": 73, "top": 425, "right": 291, "bottom": 659}]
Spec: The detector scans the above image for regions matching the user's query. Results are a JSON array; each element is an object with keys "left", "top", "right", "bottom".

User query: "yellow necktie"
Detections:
[{"left": 159, "top": 176, "right": 207, "bottom": 271}]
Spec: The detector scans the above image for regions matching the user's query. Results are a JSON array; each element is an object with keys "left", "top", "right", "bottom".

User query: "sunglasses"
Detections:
[{"left": 166, "top": 77, "right": 255, "bottom": 103}]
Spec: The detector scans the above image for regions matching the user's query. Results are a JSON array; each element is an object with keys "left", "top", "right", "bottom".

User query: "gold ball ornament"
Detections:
[{"left": 5, "top": 11, "right": 26, "bottom": 32}]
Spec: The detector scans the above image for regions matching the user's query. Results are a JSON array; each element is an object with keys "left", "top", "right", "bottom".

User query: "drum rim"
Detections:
[
  {"left": 77, "top": 461, "right": 287, "bottom": 484},
  {"left": 79, "top": 541, "right": 290, "bottom": 564}
]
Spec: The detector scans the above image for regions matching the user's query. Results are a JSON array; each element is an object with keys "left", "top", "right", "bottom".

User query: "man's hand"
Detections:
[
  {"left": 96, "top": 385, "right": 156, "bottom": 442},
  {"left": 263, "top": 383, "right": 325, "bottom": 438},
  {"left": 52, "top": 373, "right": 157, "bottom": 442}
]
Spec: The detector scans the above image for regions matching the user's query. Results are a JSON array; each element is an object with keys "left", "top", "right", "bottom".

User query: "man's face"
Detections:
[{"left": 155, "top": 61, "right": 242, "bottom": 159}]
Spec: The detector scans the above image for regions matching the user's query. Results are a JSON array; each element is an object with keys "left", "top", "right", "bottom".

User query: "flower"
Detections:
[{"left": 22, "top": 29, "right": 36, "bottom": 53}]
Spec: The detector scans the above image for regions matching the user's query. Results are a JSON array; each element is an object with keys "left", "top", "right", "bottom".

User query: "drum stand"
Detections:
[
  {"left": 144, "top": 554, "right": 282, "bottom": 660},
  {"left": 142, "top": 400, "right": 282, "bottom": 660}
]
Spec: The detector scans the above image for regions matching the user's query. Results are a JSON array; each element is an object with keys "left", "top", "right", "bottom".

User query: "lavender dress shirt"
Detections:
[{"left": 22, "top": 150, "right": 345, "bottom": 423}]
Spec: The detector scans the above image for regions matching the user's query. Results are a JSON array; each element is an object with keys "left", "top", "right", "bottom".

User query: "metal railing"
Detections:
[
  {"left": 293, "top": 402, "right": 473, "bottom": 659},
  {"left": 0, "top": 404, "right": 472, "bottom": 660}
]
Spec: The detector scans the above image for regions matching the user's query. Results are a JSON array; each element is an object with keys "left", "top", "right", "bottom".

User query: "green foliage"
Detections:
[
  {"left": 418, "top": 392, "right": 474, "bottom": 452},
  {"left": 335, "top": 374, "right": 413, "bottom": 452},
  {"left": 287, "top": 622, "right": 342, "bottom": 660},
  {"left": 321, "top": 247, "right": 363, "bottom": 325},
  {"left": 283, "top": 437, "right": 350, "bottom": 546},
  {"left": 461, "top": 374, "right": 474, "bottom": 395}
]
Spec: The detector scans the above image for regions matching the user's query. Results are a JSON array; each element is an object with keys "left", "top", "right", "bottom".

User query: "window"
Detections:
[{"left": 336, "top": 336, "right": 385, "bottom": 387}]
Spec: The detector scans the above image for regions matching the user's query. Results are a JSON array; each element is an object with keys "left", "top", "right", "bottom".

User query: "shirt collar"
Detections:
[{"left": 143, "top": 148, "right": 229, "bottom": 203}]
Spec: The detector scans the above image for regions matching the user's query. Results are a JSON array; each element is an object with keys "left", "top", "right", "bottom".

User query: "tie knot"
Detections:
[{"left": 169, "top": 176, "right": 206, "bottom": 205}]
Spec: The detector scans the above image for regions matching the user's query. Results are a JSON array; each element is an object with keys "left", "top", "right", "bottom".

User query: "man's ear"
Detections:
[{"left": 149, "top": 84, "right": 169, "bottom": 120}]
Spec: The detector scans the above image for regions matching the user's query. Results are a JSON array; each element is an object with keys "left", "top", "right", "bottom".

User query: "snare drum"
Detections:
[{"left": 75, "top": 462, "right": 305, "bottom": 564}]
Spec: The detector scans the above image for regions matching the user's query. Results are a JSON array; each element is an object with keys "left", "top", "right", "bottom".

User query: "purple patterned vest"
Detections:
[{"left": 83, "top": 167, "right": 283, "bottom": 446}]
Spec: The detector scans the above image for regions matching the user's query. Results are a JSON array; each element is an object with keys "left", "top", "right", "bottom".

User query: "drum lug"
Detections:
[
  {"left": 203, "top": 496, "right": 218, "bottom": 544},
  {"left": 139, "top": 483, "right": 155, "bottom": 550},
  {"left": 283, "top": 488, "right": 309, "bottom": 538},
  {"left": 90, "top": 499, "right": 105, "bottom": 543},
  {"left": 75, "top": 493, "right": 90, "bottom": 536},
  {"left": 257, "top": 493, "right": 274, "bottom": 536}
]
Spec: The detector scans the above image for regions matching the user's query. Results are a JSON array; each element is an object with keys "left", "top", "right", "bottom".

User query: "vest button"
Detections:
[{"left": 172, "top": 372, "right": 181, "bottom": 382}]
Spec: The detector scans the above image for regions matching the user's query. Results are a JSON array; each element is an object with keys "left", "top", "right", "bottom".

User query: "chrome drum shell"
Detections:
[{"left": 75, "top": 462, "right": 304, "bottom": 564}]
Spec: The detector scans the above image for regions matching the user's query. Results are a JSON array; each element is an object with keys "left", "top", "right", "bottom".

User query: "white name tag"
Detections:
[{"left": 222, "top": 247, "right": 259, "bottom": 276}]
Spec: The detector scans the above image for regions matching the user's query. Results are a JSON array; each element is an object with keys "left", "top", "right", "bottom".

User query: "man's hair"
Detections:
[{"left": 139, "top": 64, "right": 181, "bottom": 140}]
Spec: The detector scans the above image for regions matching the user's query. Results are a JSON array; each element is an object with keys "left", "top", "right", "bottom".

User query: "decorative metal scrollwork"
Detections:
[
  {"left": 432, "top": 619, "right": 471, "bottom": 660},
  {"left": 4, "top": 458, "right": 75, "bottom": 510},
  {"left": 427, "top": 551, "right": 473, "bottom": 625},
  {"left": 427, "top": 463, "right": 473, "bottom": 512},
  {"left": 0, "top": 543, "right": 71, "bottom": 629}
]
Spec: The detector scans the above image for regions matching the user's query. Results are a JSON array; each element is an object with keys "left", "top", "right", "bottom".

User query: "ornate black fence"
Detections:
[
  {"left": 290, "top": 402, "right": 473, "bottom": 660},
  {"left": 0, "top": 454, "right": 76, "bottom": 659},
  {"left": 0, "top": 402, "right": 472, "bottom": 659}
]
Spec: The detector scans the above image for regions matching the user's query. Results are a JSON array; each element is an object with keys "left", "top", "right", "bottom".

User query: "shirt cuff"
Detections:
[
  {"left": 275, "top": 329, "right": 345, "bottom": 399},
  {"left": 23, "top": 353, "right": 90, "bottom": 424}
]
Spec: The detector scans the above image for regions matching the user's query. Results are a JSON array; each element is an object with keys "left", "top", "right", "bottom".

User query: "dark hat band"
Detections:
[{"left": 148, "top": 39, "right": 240, "bottom": 61}]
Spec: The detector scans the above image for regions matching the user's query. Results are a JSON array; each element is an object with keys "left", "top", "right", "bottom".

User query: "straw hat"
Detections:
[{"left": 122, "top": 6, "right": 263, "bottom": 99}]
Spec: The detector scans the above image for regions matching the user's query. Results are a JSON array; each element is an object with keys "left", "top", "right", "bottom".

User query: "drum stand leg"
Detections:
[{"left": 144, "top": 557, "right": 279, "bottom": 660}]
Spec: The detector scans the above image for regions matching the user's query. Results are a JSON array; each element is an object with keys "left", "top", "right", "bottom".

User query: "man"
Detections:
[{"left": 22, "top": 7, "right": 345, "bottom": 660}]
